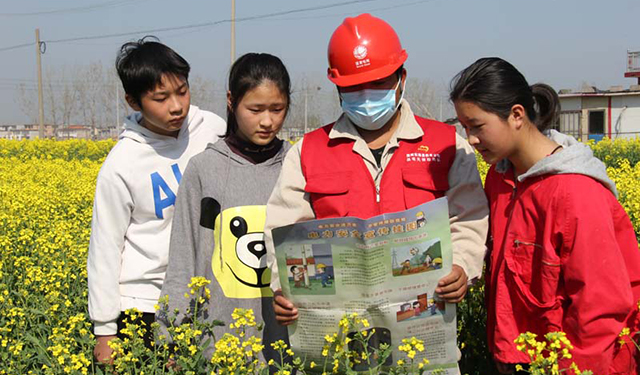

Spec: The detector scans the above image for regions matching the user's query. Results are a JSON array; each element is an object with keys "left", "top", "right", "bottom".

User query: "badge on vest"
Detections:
[{"left": 406, "top": 149, "right": 441, "bottom": 163}]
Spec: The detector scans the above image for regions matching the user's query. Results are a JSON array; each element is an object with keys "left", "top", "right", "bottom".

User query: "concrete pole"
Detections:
[
  {"left": 35, "top": 29, "right": 45, "bottom": 138},
  {"left": 304, "top": 79, "right": 308, "bottom": 134}
]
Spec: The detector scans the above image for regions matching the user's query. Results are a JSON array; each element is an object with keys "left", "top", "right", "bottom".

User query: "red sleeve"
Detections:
[{"left": 558, "top": 177, "right": 634, "bottom": 374}]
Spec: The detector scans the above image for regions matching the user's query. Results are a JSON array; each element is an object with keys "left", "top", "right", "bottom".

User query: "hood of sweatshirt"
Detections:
[
  {"left": 496, "top": 129, "right": 617, "bottom": 196},
  {"left": 206, "top": 136, "right": 290, "bottom": 167},
  {"left": 202, "top": 138, "right": 291, "bottom": 224},
  {"left": 120, "top": 105, "right": 210, "bottom": 146}
]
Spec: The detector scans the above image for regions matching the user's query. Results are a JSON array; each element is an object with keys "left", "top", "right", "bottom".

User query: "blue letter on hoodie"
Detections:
[{"left": 151, "top": 163, "right": 183, "bottom": 219}]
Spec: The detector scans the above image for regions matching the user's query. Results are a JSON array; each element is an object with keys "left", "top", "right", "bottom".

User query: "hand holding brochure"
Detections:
[{"left": 272, "top": 198, "right": 460, "bottom": 374}]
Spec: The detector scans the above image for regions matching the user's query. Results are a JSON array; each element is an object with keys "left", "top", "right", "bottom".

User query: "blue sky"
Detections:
[{"left": 1, "top": 0, "right": 638, "bottom": 124}]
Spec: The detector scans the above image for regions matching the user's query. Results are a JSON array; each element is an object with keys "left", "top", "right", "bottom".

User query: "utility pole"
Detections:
[
  {"left": 35, "top": 28, "right": 45, "bottom": 138},
  {"left": 304, "top": 78, "right": 308, "bottom": 134},
  {"left": 230, "top": 0, "right": 235, "bottom": 64}
]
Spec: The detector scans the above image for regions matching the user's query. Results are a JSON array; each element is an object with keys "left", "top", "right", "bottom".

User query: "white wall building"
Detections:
[
  {"left": 0, "top": 124, "right": 118, "bottom": 140},
  {"left": 557, "top": 86, "right": 640, "bottom": 141},
  {"left": 0, "top": 124, "right": 55, "bottom": 140}
]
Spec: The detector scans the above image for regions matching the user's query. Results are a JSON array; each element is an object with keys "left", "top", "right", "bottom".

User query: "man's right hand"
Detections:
[
  {"left": 273, "top": 289, "right": 298, "bottom": 325},
  {"left": 94, "top": 335, "right": 117, "bottom": 364}
]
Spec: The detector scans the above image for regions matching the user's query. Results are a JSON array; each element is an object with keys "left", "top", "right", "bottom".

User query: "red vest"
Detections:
[{"left": 300, "top": 116, "right": 456, "bottom": 219}]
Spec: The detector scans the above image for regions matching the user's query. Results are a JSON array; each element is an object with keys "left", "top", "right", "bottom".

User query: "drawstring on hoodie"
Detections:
[{"left": 548, "top": 144, "right": 563, "bottom": 156}]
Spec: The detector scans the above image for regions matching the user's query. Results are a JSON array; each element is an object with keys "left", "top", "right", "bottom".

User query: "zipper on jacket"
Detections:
[
  {"left": 374, "top": 167, "right": 383, "bottom": 204},
  {"left": 514, "top": 239, "right": 542, "bottom": 249}
]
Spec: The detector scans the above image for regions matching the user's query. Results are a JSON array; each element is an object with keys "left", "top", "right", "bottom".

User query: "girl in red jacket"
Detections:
[{"left": 450, "top": 57, "right": 640, "bottom": 374}]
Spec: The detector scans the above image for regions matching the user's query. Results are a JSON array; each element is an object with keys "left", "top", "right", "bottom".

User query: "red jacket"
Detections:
[
  {"left": 300, "top": 116, "right": 456, "bottom": 219},
  {"left": 485, "top": 159, "right": 640, "bottom": 374}
]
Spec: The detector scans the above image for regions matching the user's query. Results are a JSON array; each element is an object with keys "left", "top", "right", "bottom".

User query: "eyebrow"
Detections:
[
  {"left": 151, "top": 83, "right": 188, "bottom": 96},
  {"left": 245, "top": 101, "right": 287, "bottom": 107}
]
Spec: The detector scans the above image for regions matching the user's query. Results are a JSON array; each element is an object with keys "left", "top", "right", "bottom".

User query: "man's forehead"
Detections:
[{"left": 338, "top": 73, "right": 399, "bottom": 91}]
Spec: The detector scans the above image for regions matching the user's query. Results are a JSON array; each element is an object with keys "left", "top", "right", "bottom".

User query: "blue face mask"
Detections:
[{"left": 340, "top": 79, "right": 404, "bottom": 131}]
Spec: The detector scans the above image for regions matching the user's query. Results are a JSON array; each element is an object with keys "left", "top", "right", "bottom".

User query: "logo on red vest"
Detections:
[{"left": 406, "top": 145, "right": 440, "bottom": 163}]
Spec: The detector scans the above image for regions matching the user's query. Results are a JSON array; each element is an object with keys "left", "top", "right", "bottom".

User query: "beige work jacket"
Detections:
[{"left": 265, "top": 100, "right": 488, "bottom": 290}]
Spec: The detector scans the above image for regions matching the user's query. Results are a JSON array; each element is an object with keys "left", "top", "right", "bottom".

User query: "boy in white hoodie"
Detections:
[{"left": 87, "top": 37, "right": 226, "bottom": 363}]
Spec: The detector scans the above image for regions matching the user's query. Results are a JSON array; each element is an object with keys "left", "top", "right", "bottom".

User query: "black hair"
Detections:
[
  {"left": 226, "top": 53, "right": 291, "bottom": 138},
  {"left": 116, "top": 36, "right": 190, "bottom": 106},
  {"left": 449, "top": 57, "right": 560, "bottom": 131},
  {"left": 394, "top": 65, "right": 404, "bottom": 80}
]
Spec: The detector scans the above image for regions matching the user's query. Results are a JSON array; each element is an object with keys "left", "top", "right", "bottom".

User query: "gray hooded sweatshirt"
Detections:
[
  {"left": 158, "top": 139, "right": 291, "bottom": 361},
  {"left": 496, "top": 129, "right": 617, "bottom": 196}
]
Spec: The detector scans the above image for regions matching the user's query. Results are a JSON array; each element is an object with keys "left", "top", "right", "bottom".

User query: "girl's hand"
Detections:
[
  {"left": 94, "top": 335, "right": 117, "bottom": 364},
  {"left": 273, "top": 289, "right": 298, "bottom": 325},
  {"left": 435, "top": 264, "right": 468, "bottom": 303}
]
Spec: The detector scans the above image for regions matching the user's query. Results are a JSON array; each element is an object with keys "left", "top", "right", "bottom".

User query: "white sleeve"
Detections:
[
  {"left": 87, "top": 165, "right": 133, "bottom": 335},
  {"left": 264, "top": 140, "right": 315, "bottom": 291},
  {"left": 446, "top": 133, "right": 489, "bottom": 282}
]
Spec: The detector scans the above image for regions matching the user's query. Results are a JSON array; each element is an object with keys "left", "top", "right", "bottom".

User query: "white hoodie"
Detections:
[{"left": 87, "top": 105, "right": 226, "bottom": 335}]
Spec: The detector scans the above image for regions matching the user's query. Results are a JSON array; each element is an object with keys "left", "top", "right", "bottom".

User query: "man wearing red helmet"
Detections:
[{"left": 265, "top": 14, "right": 488, "bottom": 325}]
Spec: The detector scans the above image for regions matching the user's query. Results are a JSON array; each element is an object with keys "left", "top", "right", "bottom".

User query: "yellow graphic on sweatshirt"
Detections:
[{"left": 212, "top": 205, "right": 273, "bottom": 298}]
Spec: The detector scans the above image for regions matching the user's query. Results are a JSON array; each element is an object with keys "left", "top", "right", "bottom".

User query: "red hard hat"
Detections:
[{"left": 327, "top": 13, "right": 408, "bottom": 87}]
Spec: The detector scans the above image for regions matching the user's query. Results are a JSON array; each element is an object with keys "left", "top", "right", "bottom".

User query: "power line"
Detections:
[
  {"left": 0, "top": 0, "right": 140, "bottom": 17},
  {"left": 0, "top": 0, "right": 381, "bottom": 52},
  {"left": 46, "top": 0, "right": 381, "bottom": 44},
  {"left": 262, "top": 0, "right": 437, "bottom": 22},
  {"left": 0, "top": 42, "right": 33, "bottom": 53}
]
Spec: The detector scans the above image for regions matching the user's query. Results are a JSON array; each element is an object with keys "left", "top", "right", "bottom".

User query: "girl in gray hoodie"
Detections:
[{"left": 158, "top": 53, "right": 292, "bottom": 364}]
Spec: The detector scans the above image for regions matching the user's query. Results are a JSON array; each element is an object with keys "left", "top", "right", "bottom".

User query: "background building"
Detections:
[
  {"left": 556, "top": 50, "right": 640, "bottom": 141},
  {"left": 0, "top": 124, "right": 119, "bottom": 140},
  {"left": 557, "top": 85, "right": 640, "bottom": 141}
]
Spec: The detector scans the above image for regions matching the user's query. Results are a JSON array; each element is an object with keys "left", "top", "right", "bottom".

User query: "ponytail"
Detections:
[
  {"left": 531, "top": 83, "right": 560, "bottom": 131},
  {"left": 450, "top": 57, "right": 560, "bottom": 132}
]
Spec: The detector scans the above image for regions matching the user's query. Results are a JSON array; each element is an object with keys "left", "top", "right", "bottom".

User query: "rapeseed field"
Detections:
[{"left": 0, "top": 138, "right": 638, "bottom": 374}]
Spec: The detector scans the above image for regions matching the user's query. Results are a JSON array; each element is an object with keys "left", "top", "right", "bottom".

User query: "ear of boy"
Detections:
[{"left": 126, "top": 93, "right": 142, "bottom": 112}]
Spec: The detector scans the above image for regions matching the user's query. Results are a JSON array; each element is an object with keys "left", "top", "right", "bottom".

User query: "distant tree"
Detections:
[
  {"left": 14, "top": 62, "right": 221, "bottom": 136},
  {"left": 16, "top": 84, "right": 37, "bottom": 124},
  {"left": 283, "top": 75, "right": 342, "bottom": 140},
  {"left": 404, "top": 78, "right": 438, "bottom": 119},
  {"left": 189, "top": 75, "right": 226, "bottom": 116}
]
